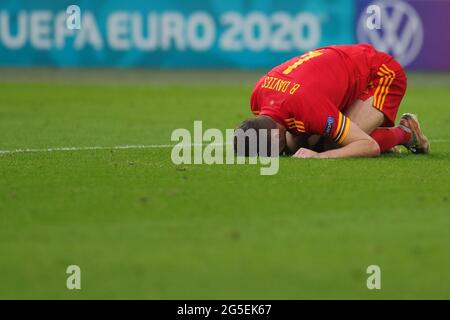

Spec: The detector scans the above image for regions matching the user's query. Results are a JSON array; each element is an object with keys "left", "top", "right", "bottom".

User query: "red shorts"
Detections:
[{"left": 357, "top": 58, "right": 407, "bottom": 127}]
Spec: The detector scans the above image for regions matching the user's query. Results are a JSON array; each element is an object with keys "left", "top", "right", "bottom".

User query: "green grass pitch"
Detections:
[{"left": 0, "top": 70, "right": 449, "bottom": 299}]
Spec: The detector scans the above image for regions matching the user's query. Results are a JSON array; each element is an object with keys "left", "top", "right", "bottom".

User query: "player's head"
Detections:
[{"left": 234, "top": 115, "right": 286, "bottom": 156}]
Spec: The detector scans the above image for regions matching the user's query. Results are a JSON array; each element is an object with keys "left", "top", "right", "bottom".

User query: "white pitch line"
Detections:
[
  {"left": 0, "top": 144, "right": 173, "bottom": 155},
  {"left": 0, "top": 143, "right": 229, "bottom": 155},
  {"left": 0, "top": 140, "right": 448, "bottom": 156}
]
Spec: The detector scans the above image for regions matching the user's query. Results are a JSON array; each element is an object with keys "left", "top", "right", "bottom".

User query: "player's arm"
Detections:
[{"left": 293, "top": 119, "right": 380, "bottom": 158}]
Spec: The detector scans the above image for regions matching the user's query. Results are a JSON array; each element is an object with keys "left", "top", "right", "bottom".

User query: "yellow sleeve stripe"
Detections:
[
  {"left": 332, "top": 113, "right": 343, "bottom": 140},
  {"left": 333, "top": 113, "right": 349, "bottom": 144},
  {"left": 295, "top": 121, "right": 305, "bottom": 129},
  {"left": 337, "top": 118, "right": 350, "bottom": 144},
  {"left": 295, "top": 124, "right": 306, "bottom": 132},
  {"left": 287, "top": 125, "right": 306, "bottom": 133},
  {"left": 285, "top": 118, "right": 306, "bottom": 132},
  {"left": 374, "top": 64, "right": 396, "bottom": 111}
]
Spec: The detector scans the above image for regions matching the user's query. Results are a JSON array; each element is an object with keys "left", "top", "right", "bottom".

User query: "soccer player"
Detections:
[{"left": 234, "top": 44, "right": 430, "bottom": 158}]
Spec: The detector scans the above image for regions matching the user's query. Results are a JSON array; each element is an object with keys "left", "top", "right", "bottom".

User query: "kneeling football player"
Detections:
[{"left": 234, "top": 44, "right": 429, "bottom": 158}]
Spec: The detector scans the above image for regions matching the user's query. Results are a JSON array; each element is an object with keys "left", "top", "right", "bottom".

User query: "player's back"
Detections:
[
  {"left": 250, "top": 44, "right": 399, "bottom": 135},
  {"left": 270, "top": 44, "right": 384, "bottom": 111}
]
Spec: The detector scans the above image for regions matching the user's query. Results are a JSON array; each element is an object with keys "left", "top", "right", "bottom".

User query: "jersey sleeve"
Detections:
[
  {"left": 330, "top": 112, "right": 351, "bottom": 144},
  {"left": 251, "top": 104, "right": 260, "bottom": 115},
  {"left": 300, "top": 97, "right": 351, "bottom": 145},
  {"left": 250, "top": 77, "right": 265, "bottom": 115}
]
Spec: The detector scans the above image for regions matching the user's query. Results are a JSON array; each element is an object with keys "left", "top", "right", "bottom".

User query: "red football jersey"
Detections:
[{"left": 250, "top": 44, "right": 397, "bottom": 144}]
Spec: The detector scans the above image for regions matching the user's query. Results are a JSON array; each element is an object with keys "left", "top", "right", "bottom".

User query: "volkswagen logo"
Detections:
[{"left": 357, "top": 0, "right": 424, "bottom": 67}]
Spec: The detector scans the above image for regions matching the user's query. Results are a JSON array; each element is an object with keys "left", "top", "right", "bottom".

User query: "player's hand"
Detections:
[{"left": 292, "top": 148, "right": 320, "bottom": 158}]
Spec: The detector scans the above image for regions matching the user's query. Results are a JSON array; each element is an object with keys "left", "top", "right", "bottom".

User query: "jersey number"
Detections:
[{"left": 282, "top": 50, "right": 324, "bottom": 75}]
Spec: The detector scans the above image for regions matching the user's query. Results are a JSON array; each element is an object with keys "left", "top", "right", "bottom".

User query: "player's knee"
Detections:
[{"left": 369, "top": 138, "right": 381, "bottom": 157}]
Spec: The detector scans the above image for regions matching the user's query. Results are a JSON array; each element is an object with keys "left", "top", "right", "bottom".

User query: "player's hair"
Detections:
[{"left": 233, "top": 116, "right": 280, "bottom": 157}]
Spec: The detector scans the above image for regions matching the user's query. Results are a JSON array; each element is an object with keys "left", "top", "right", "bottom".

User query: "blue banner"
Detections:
[{"left": 0, "top": 0, "right": 354, "bottom": 68}]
